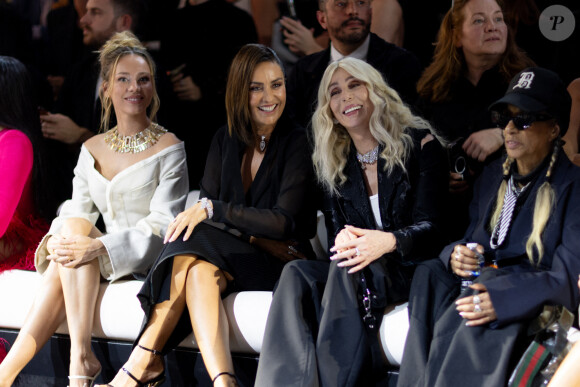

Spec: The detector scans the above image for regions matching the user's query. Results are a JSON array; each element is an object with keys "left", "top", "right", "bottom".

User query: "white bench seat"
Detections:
[{"left": 0, "top": 269, "right": 409, "bottom": 364}]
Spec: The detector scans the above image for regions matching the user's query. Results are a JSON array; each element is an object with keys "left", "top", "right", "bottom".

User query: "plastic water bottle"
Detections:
[{"left": 460, "top": 242, "right": 485, "bottom": 293}]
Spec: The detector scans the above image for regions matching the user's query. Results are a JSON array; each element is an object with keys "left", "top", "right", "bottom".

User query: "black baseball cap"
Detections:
[{"left": 489, "top": 67, "right": 571, "bottom": 136}]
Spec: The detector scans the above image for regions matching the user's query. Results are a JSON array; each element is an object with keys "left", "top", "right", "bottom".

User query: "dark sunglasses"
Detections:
[{"left": 491, "top": 111, "right": 554, "bottom": 130}]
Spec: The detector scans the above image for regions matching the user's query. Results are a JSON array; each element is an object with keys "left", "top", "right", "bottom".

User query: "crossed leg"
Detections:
[
  {"left": 185, "top": 259, "right": 236, "bottom": 387},
  {"left": 58, "top": 218, "right": 103, "bottom": 387},
  {"left": 102, "top": 255, "right": 236, "bottom": 387},
  {"left": 104, "top": 254, "right": 197, "bottom": 386}
]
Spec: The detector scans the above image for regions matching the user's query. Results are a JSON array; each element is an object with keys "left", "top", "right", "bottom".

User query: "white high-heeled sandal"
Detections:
[{"left": 68, "top": 368, "right": 101, "bottom": 387}]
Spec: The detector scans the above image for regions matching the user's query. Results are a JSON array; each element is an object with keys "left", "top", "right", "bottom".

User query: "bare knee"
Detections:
[
  {"left": 60, "top": 218, "right": 100, "bottom": 238},
  {"left": 188, "top": 261, "right": 228, "bottom": 293}
]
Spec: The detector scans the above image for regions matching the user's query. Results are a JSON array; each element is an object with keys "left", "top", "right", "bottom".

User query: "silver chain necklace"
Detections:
[{"left": 356, "top": 145, "right": 380, "bottom": 169}]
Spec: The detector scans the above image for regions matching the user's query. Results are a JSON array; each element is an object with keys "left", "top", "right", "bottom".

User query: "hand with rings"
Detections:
[
  {"left": 288, "top": 245, "right": 298, "bottom": 255},
  {"left": 46, "top": 233, "right": 103, "bottom": 268},
  {"left": 329, "top": 226, "right": 397, "bottom": 274},
  {"left": 455, "top": 283, "right": 497, "bottom": 326},
  {"left": 450, "top": 243, "right": 484, "bottom": 278}
]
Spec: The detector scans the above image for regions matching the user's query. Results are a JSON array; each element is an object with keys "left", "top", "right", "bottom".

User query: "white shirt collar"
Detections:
[{"left": 329, "top": 35, "right": 371, "bottom": 63}]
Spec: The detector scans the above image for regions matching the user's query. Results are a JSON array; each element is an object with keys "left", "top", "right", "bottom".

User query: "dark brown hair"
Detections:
[{"left": 225, "top": 44, "right": 284, "bottom": 145}]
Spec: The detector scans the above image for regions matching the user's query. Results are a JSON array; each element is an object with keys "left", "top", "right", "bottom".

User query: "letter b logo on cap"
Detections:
[{"left": 513, "top": 72, "right": 535, "bottom": 90}]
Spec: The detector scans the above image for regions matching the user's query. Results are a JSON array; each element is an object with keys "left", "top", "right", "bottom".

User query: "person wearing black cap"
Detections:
[{"left": 397, "top": 67, "right": 580, "bottom": 387}]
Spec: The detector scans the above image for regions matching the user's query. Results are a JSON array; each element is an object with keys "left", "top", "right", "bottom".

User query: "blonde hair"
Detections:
[
  {"left": 98, "top": 31, "right": 160, "bottom": 132},
  {"left": 312, "top": 57, "right": 433, "bottom": 195},
  {"left": 489, "top": 140, "right": 560, "bottom": 265}
]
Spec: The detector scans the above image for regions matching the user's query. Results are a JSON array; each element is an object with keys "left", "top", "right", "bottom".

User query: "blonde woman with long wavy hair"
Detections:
[
  {"left": 255, "top": 57, "right": 447, "bottom": 386},
  {"left": 398, "top": 68, "right": 580, "bottom": 387}
]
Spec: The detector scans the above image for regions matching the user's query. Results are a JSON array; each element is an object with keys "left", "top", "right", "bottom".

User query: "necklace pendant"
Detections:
[
  {"left": 359, "top": 161, "right": 366, "bottom": 170},
  {"left": 259, "top": 135, "right": 266, "bottom": 152}
]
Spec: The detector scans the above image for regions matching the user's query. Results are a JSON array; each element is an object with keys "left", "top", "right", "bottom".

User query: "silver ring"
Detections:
[
  {"left": 355, "top": 247, "right": 360, "bottom": 256},
  {"left": 455, "top": 252, "right": 460, "bottom": 261},
  {"left": 474, "top": 304, "right": 482, "bottom": 313},
  {"left": 288, "top": 245, "right": 298, "bottom": 254},
  {"left": 473, "top": 295, "right": 481, "bottom": 305}
]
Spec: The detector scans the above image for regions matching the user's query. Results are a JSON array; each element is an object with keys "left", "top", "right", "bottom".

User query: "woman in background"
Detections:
[
  {"left": 0, "top": 55, "right": 52, "bottom": 273},
  {"left": 416, "top": 0, "right": 534, "bottom": 240},
  {"left": 0, "top": 32, "right": 188, "bottom": 387}
]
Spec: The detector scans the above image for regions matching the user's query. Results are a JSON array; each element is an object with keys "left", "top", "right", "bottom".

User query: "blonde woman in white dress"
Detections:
[{"left": 0, "top": 31, "right": 188, "bottom": 387}]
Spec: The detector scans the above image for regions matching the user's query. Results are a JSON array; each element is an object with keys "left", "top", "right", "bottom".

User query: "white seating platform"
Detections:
[{"left": 0, "top": 269, "right": 409, "bottom": 365}]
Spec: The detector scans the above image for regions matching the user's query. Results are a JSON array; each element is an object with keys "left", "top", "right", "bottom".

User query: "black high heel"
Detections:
[
  {"left": 212, "top": 371, "right": 239, "bottom": 386},
  {"left": 109, "top": 345, "right": 165, "bottom": 387}
]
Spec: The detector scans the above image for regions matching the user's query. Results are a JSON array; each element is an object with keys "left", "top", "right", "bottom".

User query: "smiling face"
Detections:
[
  {"left": 328, "top": 67, "right": 373, "bottom": 133},
  {"left": 106, "top": 54, "right": 154, "bottom": 119},
  {"left": 249, "top": 61, "right": 286, "bottom": 134},
  {"left": 456, "top": 0, "right": 507, "bottom": 64},
  {"left": 503, "top": 105, "right": 559, "bottom": 175}
]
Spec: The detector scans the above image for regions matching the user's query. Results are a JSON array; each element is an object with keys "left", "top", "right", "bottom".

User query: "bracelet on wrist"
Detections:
[{"left": 198, "top": 197, "right": 213, "bottom": 219}]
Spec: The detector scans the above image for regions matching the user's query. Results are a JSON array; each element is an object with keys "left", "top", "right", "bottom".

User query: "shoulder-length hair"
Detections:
[
  {"left": 98, "top": 31, "right": 159, "bottom": 132},
  {"left": 417, "top": 0, "right": 534, "bottom": 103},
  {"left": 0, "top": 56, "right": 54, "bottom": 218},
  {"left": 312, "top": 57, "right": 433, "bottom": 196},
  {"left": 225, "top": 44, "right": 284, "bottom": 145}
]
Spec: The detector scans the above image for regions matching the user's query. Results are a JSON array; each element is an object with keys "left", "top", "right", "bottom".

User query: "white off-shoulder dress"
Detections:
[{"left": 35, "top": 142, "right": 189, "bottom": 282}]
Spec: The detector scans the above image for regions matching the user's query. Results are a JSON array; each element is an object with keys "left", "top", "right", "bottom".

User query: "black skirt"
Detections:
[{"left": 135, "top": 221, "right": 287, "bottom": 352}]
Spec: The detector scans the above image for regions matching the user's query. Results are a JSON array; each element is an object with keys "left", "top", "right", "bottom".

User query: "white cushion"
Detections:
[{"left": 0, "top": 270, "right": 409, "bottom": 365}]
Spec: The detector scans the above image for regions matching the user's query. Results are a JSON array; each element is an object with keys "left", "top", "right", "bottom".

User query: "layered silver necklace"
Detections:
[
  {"left": 104, "top": 123, "right": 167, "bottom": 153},
  {"left": 356, "top": 145, "right": 380, "bottom": 169}
]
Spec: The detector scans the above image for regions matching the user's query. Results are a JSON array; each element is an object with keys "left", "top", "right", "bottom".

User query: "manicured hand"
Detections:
[
  {"left": 450, "top": 243, "right": 483, "bottom": 278},
  {"left": 456, "top": 283, "right": 497, "bottom": 326},
  {"left": 164, "top": 201, "right": 211, "bottom": 243},
  {"left": 330, "top": 225, "right": 396, "bottom": 273},
  {"left": 47, "top": 234, "right": 103, "bottom": 267}
]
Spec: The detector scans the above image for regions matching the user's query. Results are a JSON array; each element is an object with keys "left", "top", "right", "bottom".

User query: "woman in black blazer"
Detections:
[
  {"left": 398, "top": 67, "right": 580, "bottom": 387},
  {"left": 255, "top": 57, "right": 447, "bottom": 387}
]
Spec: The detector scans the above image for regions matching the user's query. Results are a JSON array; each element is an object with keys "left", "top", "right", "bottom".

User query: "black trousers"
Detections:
[
  {"left": 397, "top": 259, "right": 530, "bottom": 387},
  {"left": 255, "top": 260, "right": 370, "bottom": 387}
]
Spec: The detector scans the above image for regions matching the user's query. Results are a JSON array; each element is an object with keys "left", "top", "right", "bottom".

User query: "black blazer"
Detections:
[
  {"left": 439, "top": 152, "right": 580, "bottom": 327},
  {"left": 199, "top": 115, "right": 318, "bottom": 243},
  {"left": 323, "top": 128, "right": 447, "bottom": 302},
  {"left": 286, "top": 33, "right": 422, "bottom": 128}
]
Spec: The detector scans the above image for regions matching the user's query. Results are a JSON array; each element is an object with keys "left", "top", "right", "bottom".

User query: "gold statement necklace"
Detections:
[{"left": 104, "top": 122, "right": 167, "bottom": 153}]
